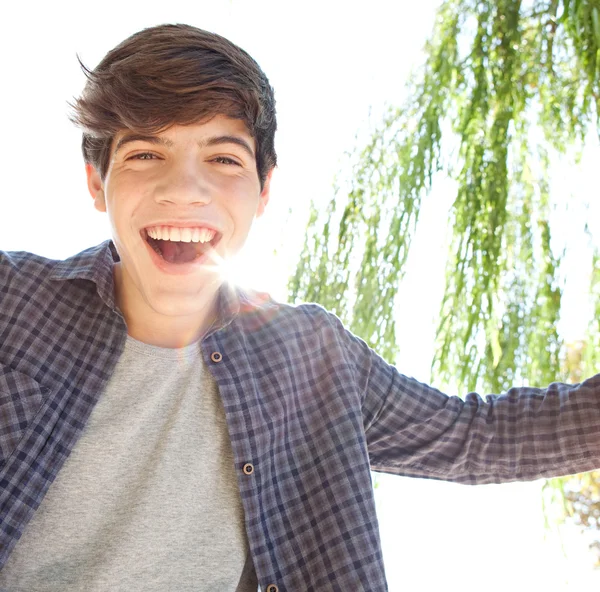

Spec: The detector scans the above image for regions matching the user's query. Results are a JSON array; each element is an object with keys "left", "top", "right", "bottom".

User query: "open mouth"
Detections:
[{"left": 143, "top": 226, "right": 222, "bottom": 265}]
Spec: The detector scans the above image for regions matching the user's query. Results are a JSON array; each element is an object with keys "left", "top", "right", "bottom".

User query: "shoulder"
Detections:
[
  {"left": 0, "top": 250, "right": 73, "bottom": 334},
  {"left": 0, "top": 241, "right": 113, "bottom": 306},
  {"left": 238, "top": 291, "right": 339, "bottom": 331},
  {"left": 237, "top": 293, "right": 355, "bottom": 348},
  {"left": 277, "top": 301, "right": 348, "bottom": 335},
  {"left": 0, "top": 248, "right": 64, "bottom": 285}
]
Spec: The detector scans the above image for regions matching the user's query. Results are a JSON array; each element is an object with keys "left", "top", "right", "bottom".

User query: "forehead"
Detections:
[{"left": 111, "top": 115, "right": 256, "bottom": 157}]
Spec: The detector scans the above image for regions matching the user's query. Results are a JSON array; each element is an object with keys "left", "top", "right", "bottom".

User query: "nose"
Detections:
[{"left": 153, "top": 158, "right": 212, "bottom": 206}]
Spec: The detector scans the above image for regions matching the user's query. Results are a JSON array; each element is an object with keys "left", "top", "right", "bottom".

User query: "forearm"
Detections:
[{"left": 366, "top": 372, "right": 600, "bottom": 484}]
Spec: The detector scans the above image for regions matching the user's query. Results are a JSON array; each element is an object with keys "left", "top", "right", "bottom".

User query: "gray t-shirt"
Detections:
[{"left": 0, "top": 336, "right": 256, "bottom": 591}]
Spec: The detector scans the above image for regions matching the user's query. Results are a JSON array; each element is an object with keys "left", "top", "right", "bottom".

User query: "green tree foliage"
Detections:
[{"left": 289, "top": 0, "right": 600, "bottom": 562}]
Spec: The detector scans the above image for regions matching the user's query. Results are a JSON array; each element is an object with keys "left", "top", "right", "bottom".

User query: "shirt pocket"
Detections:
[{"left": 0, "top": 366, "right": 46, "bottom": 464}]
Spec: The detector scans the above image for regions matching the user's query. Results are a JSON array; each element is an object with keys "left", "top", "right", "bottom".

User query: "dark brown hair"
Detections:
[{"left": 70, "top": 24, "right": 277, "bottom": 187}]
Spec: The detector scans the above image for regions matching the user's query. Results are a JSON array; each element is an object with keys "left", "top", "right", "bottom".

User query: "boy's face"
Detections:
[{"left": 86, "top": 115, "right": 271, "bottom": 322}]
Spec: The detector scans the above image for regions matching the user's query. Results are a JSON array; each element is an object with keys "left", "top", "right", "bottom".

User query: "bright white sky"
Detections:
[{"left": 1, "top": 0, "right": 599, "bottom": 589}]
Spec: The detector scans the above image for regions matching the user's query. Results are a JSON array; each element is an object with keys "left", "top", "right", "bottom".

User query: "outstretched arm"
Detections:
[{"left": 328, "top": 313, "right": 600, "bottom": 485}]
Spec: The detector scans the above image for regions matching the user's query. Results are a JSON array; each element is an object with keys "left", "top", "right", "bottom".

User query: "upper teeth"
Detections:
[{"left": 146, "top": 226, "right": 216, "bottom": 243}]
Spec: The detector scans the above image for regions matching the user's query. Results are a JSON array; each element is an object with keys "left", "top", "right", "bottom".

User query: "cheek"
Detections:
[
  {"left": 104, "top": 183, "right": 146, "bottom": 232},
  {"left": 231, "top": 199, "right": 261, "bottom": 228},
  {"left": 222, "top": 170, "right": 261, "bottom": 195}
]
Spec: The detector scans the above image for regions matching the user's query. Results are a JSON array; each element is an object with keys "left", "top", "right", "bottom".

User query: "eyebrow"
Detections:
[
  {"left": 113, "top": 133, "right": 255, "bottom": 159},
  {"left": 113, "top": 134, "right": 174, "bottom": 155},
  {"left": 199, "top": 135, "right": 255, "bottom": 159}
]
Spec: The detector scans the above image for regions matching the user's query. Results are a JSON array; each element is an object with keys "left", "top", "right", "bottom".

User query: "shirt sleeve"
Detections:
[{"left": 326, "top": 311, "right": 600, "bottom": 485}]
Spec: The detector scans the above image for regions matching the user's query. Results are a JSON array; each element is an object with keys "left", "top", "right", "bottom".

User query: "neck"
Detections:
[
  {"left": 113, "top": 264, "right": 221, "bottom": 349},
  {"left": 123, "top": 306, "right": 218, "bottom": 349}
]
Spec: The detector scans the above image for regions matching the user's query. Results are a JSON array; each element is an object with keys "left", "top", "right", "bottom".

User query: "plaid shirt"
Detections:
[{"left": 1, "top": 240, "right": 599, "bottom": 591}]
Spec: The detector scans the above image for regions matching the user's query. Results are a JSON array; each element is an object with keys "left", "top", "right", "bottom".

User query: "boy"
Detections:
[{"left": 0, "top": 23, "right": 598, "bottom": 591}]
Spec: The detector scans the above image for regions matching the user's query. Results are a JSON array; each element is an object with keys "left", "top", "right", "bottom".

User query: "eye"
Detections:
[
  {"left": 212, "top": 156, "right": 242, "bottom": 166},
  {"left": 127, "top": 152, "right": 159, "bottom": 161}
]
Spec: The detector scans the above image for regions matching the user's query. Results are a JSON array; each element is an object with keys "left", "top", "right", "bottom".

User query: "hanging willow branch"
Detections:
[
  {"left": 289, "top": 0, "right": 462, "bottom": 363},
  {"left": 289, "top": 0, "right": 600, "bottom": 393}
]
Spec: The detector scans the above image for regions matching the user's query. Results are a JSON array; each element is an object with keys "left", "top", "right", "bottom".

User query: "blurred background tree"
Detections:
[{"left": 289, "top": 0, "right": 600, "bottom": 564}]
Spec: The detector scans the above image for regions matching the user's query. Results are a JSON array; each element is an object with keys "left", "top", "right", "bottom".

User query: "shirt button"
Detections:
[
  {"left": 242, "top": 463, "right": 254, "bottom": 475},
  {"left": 210, "top": 351, "right": 223, "bottom": 363},
  {"left": 266, "top": 585, "right": 279, "bottom": 592}
]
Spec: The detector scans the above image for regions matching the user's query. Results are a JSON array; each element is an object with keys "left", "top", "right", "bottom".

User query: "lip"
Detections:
[
  {"left": 141, "top": 222, "right": 223, "bottom": 248},
  {"left": 140, "top": 221, "right": 223, "bottom": 276},
  {"left": 140, "top": 218, "right": 223, "bottom": 245}
]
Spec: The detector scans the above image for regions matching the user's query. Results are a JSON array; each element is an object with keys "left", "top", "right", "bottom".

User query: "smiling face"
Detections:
[{"left": 86, "top": 115, "right": 272, "bottom": 343}]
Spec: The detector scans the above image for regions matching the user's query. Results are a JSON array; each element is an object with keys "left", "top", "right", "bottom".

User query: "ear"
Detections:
[
  {"left": 256, "top": 168, "right": 273, "bottom": 218},
  {"left": 85, "top": 163, "right": 106, "bottom": 213}
]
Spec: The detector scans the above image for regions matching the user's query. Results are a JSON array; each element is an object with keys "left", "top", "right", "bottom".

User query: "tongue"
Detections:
[{"left": 160, "top": 241, "right": 200, "bottom": 264}]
